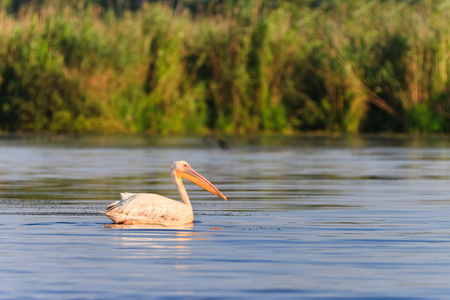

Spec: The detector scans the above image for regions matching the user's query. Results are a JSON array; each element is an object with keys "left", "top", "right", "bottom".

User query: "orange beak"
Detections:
[{"left": 179, "top": 167, "right": 227, "bottom": 200}]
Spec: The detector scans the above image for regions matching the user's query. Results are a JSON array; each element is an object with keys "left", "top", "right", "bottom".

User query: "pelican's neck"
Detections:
[{"left": 172, "top": 169, "right": 192, "bottom": 207}]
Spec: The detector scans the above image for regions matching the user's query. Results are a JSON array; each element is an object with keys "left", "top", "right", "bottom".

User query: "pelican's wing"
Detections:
[
  {"left": 103, "top": 193, "right": 193, "bottom": 225},
  {"left": 120, "top": 192, "right": 135, "bottom": 200},
  {"left": 105, "top": 192, "right": 136, "bottom": 211}
]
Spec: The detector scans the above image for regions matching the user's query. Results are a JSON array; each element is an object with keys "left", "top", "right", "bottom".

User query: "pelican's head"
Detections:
[{"left": 172, "top": 161, "right": 227, "bottom": 200}]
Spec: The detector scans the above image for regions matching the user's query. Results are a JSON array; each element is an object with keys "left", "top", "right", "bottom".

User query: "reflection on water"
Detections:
[
  {"left": 104, "top": 223, "right": 194, "bottom": 230},
  {"left": 1, "top": 135, "right": 450, "bottom": 299},
  {"left": 107, "top": 228, "right": 207, "bottom": 260}
]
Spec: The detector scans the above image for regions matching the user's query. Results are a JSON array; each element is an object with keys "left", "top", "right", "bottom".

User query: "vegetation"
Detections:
[{"left": 1, "top": 0, "right": 450, "bottom": 134}]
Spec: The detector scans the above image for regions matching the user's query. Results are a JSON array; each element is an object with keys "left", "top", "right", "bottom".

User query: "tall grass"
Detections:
[{"left": 1, "top": 0, "right": 450, "bottom": 134}]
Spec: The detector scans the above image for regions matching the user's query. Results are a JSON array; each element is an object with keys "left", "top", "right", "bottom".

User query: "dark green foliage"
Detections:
[
  {"left": 0, "top": 64, "right": 101, "bottom": 132},
  {"left": 3, "top": 0, "right": 44, "bottom": 14}
]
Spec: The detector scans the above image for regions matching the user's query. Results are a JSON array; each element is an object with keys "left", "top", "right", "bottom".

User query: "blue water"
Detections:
[{"left": 1, "top": 135, "right": 450, "bottom": 299}]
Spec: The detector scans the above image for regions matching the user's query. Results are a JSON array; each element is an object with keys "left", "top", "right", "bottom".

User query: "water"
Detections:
[{"left": 1, "top": 135, "right": 450, "bottom": 299}]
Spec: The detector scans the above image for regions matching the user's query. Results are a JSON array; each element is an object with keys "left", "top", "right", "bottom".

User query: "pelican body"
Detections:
[{"left": 102, "top": 161, "right": 227, "bottom": 225}]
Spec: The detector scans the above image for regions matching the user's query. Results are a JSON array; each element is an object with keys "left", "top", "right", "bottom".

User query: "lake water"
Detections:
[{"left": 1, "top": 135, "right": 450, "bottom": 299}]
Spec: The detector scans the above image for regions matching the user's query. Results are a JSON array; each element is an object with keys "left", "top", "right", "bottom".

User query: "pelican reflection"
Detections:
[{"left": 105, "top": 224, "right": 210, "bottom": 259}]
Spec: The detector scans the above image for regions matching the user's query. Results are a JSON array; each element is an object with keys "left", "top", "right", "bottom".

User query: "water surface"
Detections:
[{"left": 1, "top": 135, "right": 450, "bottom": 299}]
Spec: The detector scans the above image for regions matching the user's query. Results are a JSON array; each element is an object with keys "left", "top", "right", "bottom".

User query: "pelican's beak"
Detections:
[{"left": 179, "top": 167, "right": 227, "bottom": 201}]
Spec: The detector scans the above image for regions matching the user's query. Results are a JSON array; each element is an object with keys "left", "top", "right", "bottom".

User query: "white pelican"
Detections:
[{"left": 102, "top": 161, "right": 227, "bottom": 225}]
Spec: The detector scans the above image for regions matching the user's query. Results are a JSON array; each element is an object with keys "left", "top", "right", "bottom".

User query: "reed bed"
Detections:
[{"left": 1, "top": 0, "right": 450, "bottom": 133}]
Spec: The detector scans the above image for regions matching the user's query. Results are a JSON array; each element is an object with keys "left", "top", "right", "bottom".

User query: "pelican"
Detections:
[{"left": 102, "top": 161, "right": 227, "bottom": 225}]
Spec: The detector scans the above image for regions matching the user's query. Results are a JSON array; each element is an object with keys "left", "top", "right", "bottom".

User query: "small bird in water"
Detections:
[{"left": 102, "top": 161, "right": 227, "bottom": 225}]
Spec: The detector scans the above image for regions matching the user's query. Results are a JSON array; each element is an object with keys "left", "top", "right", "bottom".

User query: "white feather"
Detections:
[{"left": 103, "top": 193, "right": 194, "bottom": 225}]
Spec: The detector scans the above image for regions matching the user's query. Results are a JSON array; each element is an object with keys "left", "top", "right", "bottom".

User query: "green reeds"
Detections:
[{"left": 1, "top": 0, "right": 450, "bottom": 134}]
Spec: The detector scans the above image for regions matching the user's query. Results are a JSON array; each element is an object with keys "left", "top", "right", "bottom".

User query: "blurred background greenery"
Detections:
[{"left": 1, "top": 0, "right": 450, "bottom": 134}]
